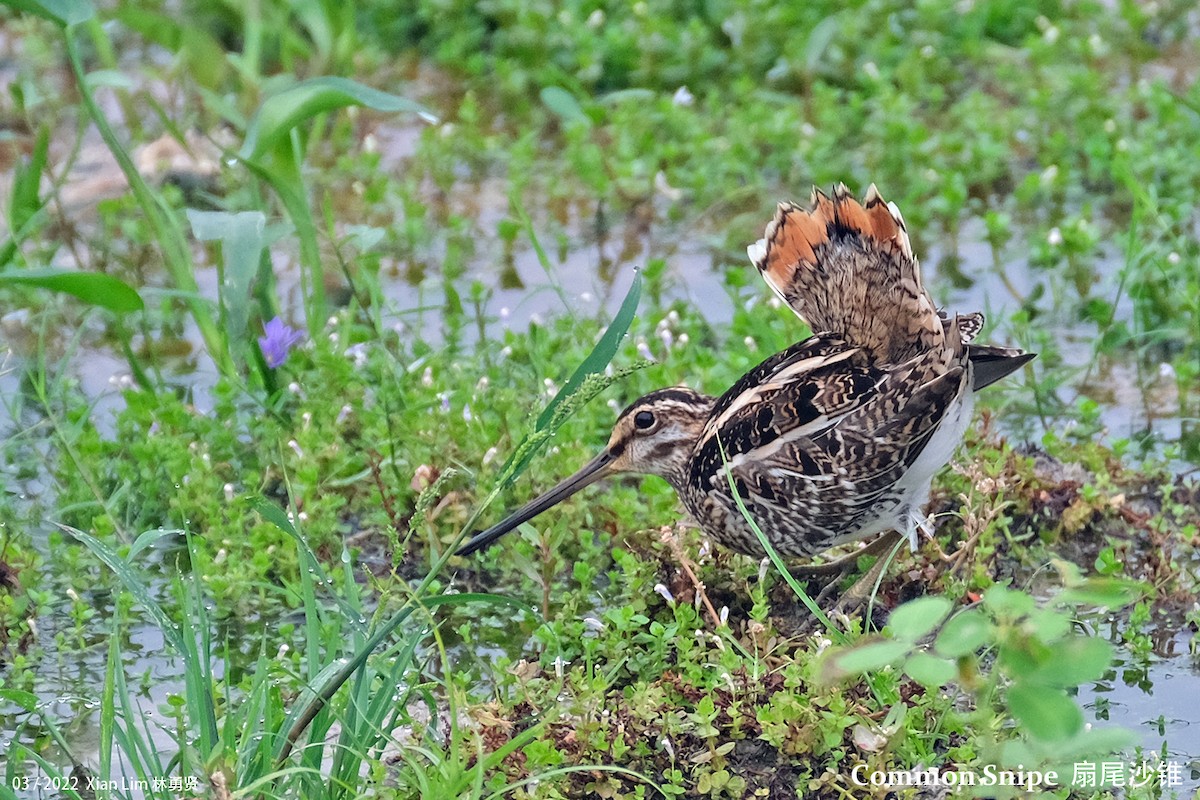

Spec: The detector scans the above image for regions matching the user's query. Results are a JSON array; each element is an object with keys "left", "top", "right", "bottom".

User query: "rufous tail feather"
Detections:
[{"left": 748, "top": 183, "right": 945, "bottom": 362}]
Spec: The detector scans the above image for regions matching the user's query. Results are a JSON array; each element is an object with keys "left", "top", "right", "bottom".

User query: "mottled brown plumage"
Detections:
[{"left": 458, "top": 185, "right": 1034, "bottom": 562}]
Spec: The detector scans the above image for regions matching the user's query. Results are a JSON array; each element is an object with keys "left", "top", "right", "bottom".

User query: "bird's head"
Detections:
[{"left": 457, "top": 386, "right": 714, "bottom": 556}]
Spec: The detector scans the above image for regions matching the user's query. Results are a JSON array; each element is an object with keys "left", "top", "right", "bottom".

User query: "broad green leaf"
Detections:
[
  {"left": 541, "top": 86, "right": 590, "bottom": 127},
  {"left": 2, "top": 0, "right": 94, "bottom": 27},
  {"left": 887, "top": 596, "right": 952, "bottom": 641},
  {"left": 84, "top": 69, "right": 136, "bottom": 91},
  {"left": 1055, "top": 578, "right": 1143, "bottom": 610},
  {"left": 1024, "top": 636, "right": 1113, "bottom": 687},
  {"left": 829, "top": 640, "right": 910, "bottom": 674},
  {"left": 187, "top": 209, "right": 266, "bottom": 339},
  {"left": 240, "top": 76, "right": 437, "bottom": 161},
  {"left": 0, "top": 269, "right": 144, "bottom": 312},
  {"left": 0, "top": 689, "right": 39, "bottom": 711},
  {"left": 934, "top": 608, "right": 993, "bottom": 657},
  {"left": 1006, "top": 683, "right": 1083, "bottom": 742},
  {"left": 903, "top": 652, "right": 957, "bottom": 687}
]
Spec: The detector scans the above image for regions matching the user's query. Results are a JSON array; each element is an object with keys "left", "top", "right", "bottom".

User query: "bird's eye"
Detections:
[{"left": 634, "top": 410, "right": 656, "bottom": 430}]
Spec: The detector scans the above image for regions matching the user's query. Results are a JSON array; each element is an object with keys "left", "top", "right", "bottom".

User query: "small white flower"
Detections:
[
  {"left": 336, "top": 404, "right": 352, "bottom": 424},
  {"left": 344, "top": 342, "right": 368, "bottom": 368},
  {"left": 297, "top": 511, "right": 308, "bottom": 523},
  {"left": 862, "top": 61, "right": 880, "bottom": 80},
  {"left": 660, "top": 735, "right": 675, "bottom": 759},
  {"left": 654, "top": 583, "right": 676, "bottom": 605},
  {"left": 586, "top": 8, "right": 604, "bottom": 28},
  {"left": 475, "top": 376, "right": 490, "bottom": 392},
  {"left": 744, "top": 336, "right": 757, "bottom": 352},
  {"left": 462, "top": 404, "right": 473, "bottom": 422},
  {"left": 224, "top": 483, "right": 234, "bottom": 502},
  {"left": 1047, "top": 227, "right": 1064, "bottom": 247},
  {"left": 758, "top": 557, "right": 771, "bottom": 583},
  {"left": 658, "top": 328, "right": 675, "bottom": 349},
  {"left": 583, "top": 616, "right": 606, "bottom": 632},
  {"left": 276, "top": 643, "right": 290, "bottom": 659},
  {"left": 482, "top": 446, "right": 498, "bottom": 466},
  {"left": 676, "top": 332, "right": 689, "bottom": 348},
  {"left": 637, "top": 338, "right": 655, "bottom": 361},
  {"left": 499, "top": 306, "right": 510, "bottom": 323},
  {"left": 288, "top": 382, "right": 301, "bottom": 394},
  {"left": 1043, "top": 25, "right": 1059, "bottom": 44},
  {"left": 655, "top": 170, "right": 683, "bottom": 201},
  {"left": 920, "top": 44, "right": 935, "bottom": 58},
  {"left": 800, "top": 123, "right": 817, "bottom": 138},
  {"left": 1158, "top": 362, "right": 1176, "bottom": 379},
  {"left": 1104, "top": 118, "right": 1117, "bottom": 133},
  {"left": 214, "top": 548, "right": 227, "bottom": 564},
  {"left": 438, "top": 392, "right": 450, "bottom": 413},
  {"left": 667, "top": 310, "right": 680, "bottom": 325},
  {"left": 672, "top": 85, "right": 694, "bottom": 107},
  {"left": 1167, "top": 251, "right": 1181, "bottom": 265},
  {"left": 288, "top": 440, "right": 303, "bottom": 458},
  {"left": 1040, "top": 164, "right": 1058, "bottom": 186}
]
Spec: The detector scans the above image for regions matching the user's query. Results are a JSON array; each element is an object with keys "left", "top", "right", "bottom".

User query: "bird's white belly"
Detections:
[{"left": 894, "top": 374, "right": 975, "bottom": 547}]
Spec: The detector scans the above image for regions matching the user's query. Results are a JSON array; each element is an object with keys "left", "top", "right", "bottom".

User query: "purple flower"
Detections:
[{"left": 258, "top": 317, "right": 305, "bottom": 368}]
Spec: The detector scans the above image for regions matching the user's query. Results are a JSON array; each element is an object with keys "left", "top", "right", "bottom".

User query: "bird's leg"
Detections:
[
  {"left": 788, "top": 532, "right": 900, "bottom": 579},
  {"left": 828, "top": 545, "right": 896, "bottom": 623}
]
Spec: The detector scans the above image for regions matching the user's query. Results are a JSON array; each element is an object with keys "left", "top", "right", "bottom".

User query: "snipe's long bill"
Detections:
[{"left": 458, "top": 184, "right": 1034, "bottom": 560}]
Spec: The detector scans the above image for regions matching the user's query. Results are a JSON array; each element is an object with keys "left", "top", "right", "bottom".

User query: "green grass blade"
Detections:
[
  {"left": 240, "top": 76, "right": 437, "bottom": 161},
  {"left": 0, "top": 269, "right": 144, "bottom": 313}
]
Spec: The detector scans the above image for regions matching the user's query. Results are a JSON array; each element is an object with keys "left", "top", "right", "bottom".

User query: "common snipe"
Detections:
[{"left": 458, "top": 185, "right": 1033, "bottom": 584}]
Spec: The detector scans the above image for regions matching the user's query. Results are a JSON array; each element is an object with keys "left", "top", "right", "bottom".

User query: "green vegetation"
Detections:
[{"left": 0, "top": 0, "right": 1197, "bottom": 798}]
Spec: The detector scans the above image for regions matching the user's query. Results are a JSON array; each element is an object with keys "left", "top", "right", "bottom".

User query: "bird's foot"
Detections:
[
  {"left": 788, "top": 532, "right": 899, "bottom": 580},
  {"left": 793, "top": 533, "right": 904, "bottom": 634}
]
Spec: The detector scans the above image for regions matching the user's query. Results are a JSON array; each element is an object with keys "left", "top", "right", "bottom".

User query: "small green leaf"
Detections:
[
  {"left": 934, "top": 608, "right": 993, "bottom": 657},
  {"left": 541, "top": 86, "right": 590, "bottom": 127},
  {"left": 887, "top": 596, "right": 952, "bottom": 641},
  {"left": 1006, "top": 682, "right": 1084, "bottom": 742},
  {"left": 830, "top": 640, "right": 911, "bottom": 674},
  {"left": 982, "top": 584, "right": 1035, "bottom": 618},
  {"left": 127, "top": 528, "right": 183, "bottom": 561},
  {"left": 3, "top": 0, "right": 94, "bottom": 27},
  {"left": 0, "top": 269, "right": 144, "bottom": 312},
  {"left": 903, "top": 652, "right": 957, "bottom": 687},
  {"left": 240, "top": 76, "right": 437, "bottom": 161}
]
